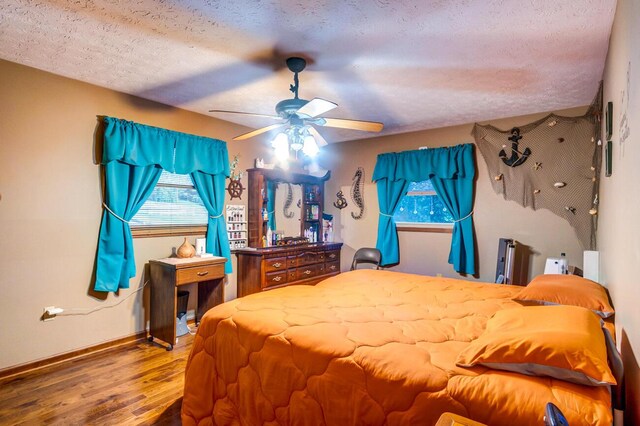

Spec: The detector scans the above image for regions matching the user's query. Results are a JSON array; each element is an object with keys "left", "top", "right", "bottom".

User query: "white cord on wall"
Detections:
[{"left": 51, "top": 280, "right": 149, "bottom": 316}]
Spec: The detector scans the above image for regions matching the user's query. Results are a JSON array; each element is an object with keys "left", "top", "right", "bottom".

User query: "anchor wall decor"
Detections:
[
  {"left": 499, "top": 127, "right": 531, "bottom": 167},
  {"left": 333, "top": 190, "right": 348, "bottom": 209}
]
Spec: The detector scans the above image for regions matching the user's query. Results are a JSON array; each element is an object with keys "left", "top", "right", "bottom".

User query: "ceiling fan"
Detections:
[{"left": 209, "top": 57, "right": 384, "bottom": 149}]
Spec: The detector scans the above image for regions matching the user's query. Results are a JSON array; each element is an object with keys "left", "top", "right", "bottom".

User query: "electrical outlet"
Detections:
[
  {"left": 43, "top": 306, "right": 56, "bottom": 321},
  {"left": 436, "top": 273, "right": 443, "bottom": 278}
]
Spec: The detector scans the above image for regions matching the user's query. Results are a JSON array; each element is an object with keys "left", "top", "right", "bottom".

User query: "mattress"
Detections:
[{"left": 182, "top": 270, "right": 612, "bottom": 425}]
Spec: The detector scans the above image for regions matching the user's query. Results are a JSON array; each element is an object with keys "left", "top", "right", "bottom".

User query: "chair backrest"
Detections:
[{"left": 350, "top": 248, "right": 382, "bottom": 271}]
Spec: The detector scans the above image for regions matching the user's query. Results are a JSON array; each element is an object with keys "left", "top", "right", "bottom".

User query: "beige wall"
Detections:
[
  {"left": 0, "top": 59, "right": 272, "bottom": 369},
  {"left": 600, "top": 0, "right": 640, "bottom": 422},
  {"left": 0, "top": 57, "right": 611, "bottom": 375},
  {"left": 320, "top": 107, "right": 589, "bottom": 283}
]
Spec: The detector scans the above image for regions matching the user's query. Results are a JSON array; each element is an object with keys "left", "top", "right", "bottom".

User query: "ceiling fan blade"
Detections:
[
  {"left": 320, "top": 117, "right": 384, "bottom": 132},
  {"left": 233, "top": 124, "right": 285, "bottom": 141},
  {"left": 209, "top": 110, "right": 281, "bottom": 120},
  {"left": 308, "top": 126, "right": 329, "bottom": 147},
  {"left": 296, "top": 98, "right": 338, "bottom": 118}
]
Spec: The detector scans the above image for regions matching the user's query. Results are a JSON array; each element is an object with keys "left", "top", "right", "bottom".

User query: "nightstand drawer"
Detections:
[
  {"left": 264, "top": 256, "right": 287, "bottom": 272},
  {"left": 176, "top": 264, "right": 225, "bottom": 285}
]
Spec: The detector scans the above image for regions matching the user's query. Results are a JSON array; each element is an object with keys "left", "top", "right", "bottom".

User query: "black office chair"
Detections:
[{"left": 350, "top": 248, "right": 382, "bottom": 271}]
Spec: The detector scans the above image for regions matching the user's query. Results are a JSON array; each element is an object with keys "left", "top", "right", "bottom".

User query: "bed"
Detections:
[{"left": 181, "top": 270, "right": 614, "bottom": 425}]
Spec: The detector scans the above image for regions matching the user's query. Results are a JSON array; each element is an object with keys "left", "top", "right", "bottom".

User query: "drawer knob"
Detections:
[
  {"left": 304, "top": 270, "right": 312, "bottom": 275},
  {"left": 272, "top": 262, "right": 282, "bottom": 268},
  {"left": 272, "top": 276, "right": 282, "bottom": 282},
  {"left": 197, "top": 271, "right": 209, "bottom": 276},
  {"left": 329, "top": 254, "right": 336, "bottom": 259},
  {"left": 330, "top": 265, "right": 336, "bottom": 270}
]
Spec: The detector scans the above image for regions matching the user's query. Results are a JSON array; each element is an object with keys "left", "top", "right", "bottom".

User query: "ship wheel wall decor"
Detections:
[{"left": 226, "top": 179, "right": 244, "bottom": 200}]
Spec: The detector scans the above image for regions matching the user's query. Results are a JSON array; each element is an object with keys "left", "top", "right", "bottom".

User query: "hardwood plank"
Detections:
[{"left": 0, "top": 329, "right": 196, "bottom": 425}]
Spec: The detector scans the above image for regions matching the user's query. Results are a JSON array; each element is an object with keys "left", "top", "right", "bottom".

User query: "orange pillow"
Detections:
[
  {"left": 456, "top": 305, "right": 616, "bottom": 386},
  {"left": 514, "top": 274, "right": 614, "bottom": 318}
]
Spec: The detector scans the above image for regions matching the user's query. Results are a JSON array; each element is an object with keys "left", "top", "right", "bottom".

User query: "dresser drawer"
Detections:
[
  {"left": 300, "top": 250, "right": 323, "bottom": 266},
  {"left": 325, "top": 250, "right": 340, "bottom": 262},
  {"left": 296, "top": 264, "right": 319, "bottom": 280},
  {"left": 264, "top": 256, "right": 287, "bottom": 272},
  {"left": 296, "top": 265, "right": 318, "bottom": 280},
  {"left": 287, "top": 256, "right": 298, "bottom": 268},
  {"left": 264, "top": 270, "right": 288, "bottom": 288},
  {"left": 176, "top": 264, "right": 225, "bottom": 286},
  {"left": 325, "top": 261, "right": 340, "bottom": 274}
]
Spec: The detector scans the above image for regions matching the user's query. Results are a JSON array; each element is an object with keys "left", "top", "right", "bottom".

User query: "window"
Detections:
[
  {"left": 130, "top": 170, "right": 208, "bottom": 237},
  {"left": 393, "top": 180, "right": 454, "bottom": 231}
]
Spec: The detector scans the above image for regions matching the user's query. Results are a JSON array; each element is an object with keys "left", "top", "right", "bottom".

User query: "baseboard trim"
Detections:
[{"left": 0, "top": 330, "right": 147, "bottom": 381}]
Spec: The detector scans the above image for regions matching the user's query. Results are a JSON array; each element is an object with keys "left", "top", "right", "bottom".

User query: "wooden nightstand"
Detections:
[{"left": 149, "top": 256, "right": 226, "bottom": 350}]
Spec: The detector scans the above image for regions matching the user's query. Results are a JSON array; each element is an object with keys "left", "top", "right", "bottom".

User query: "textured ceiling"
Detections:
[{"left": 0, "top": 0, "right": 616, "bottom": 143}]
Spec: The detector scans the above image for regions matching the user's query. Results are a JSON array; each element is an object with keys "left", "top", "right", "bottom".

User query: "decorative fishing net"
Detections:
[{"left": 472, "top": 85, "right": 602, "bottom": 249}]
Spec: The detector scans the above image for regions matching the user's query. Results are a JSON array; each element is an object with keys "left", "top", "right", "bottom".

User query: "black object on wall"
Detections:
[{"left": 605, "top": 140, "right": 613, "bottom": 177}]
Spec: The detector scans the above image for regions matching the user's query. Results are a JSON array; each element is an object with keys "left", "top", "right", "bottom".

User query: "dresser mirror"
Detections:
[
  {"left": 246, "top": 168, "right": 330, "bottom": 247},
  {"left": 272, "top": 182, "right": 302, "bottom": 238}
]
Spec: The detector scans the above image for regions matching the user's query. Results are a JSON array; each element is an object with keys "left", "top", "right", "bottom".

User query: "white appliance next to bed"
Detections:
[{"left": 544, "top": 254, "right": 568, "bottom": 274}]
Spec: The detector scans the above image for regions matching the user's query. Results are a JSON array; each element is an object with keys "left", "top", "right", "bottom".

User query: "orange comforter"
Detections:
[{"left": 182, "top": 270, "right": 612, "bottom": 425}]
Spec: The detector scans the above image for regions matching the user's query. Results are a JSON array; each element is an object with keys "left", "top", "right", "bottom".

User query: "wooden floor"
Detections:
[{"left": 0, "top": 332, "right": 195, "bottom": 425}]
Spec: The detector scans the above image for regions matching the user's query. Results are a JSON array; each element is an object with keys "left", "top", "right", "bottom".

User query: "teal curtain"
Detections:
[
  {"left": 429, "top": 176, "right": 475, "bottom": 275},
  {"left": 372, "top": 144, "right": 476, "bottom": 274},
  {"left": 266, "top": 181, "right": 277, "bottom": 231},
  {"left": 375, "top": 178, "right": 411, "bottom": 265},
  {"left": 191, "top": 172, "right": 232, "bottom": 274},
  {"left": 95, "top": 117, "right": 230, "bottom": 292},
  {"left": 95, "top": 162, "right": 162, "bottom": 291}
]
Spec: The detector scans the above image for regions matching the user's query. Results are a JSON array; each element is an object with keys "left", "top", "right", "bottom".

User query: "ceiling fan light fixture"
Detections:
[
  {"left": 271, "top": 132, "right": 288, "bottom": 148},
  {"left": 289, "top": 139, "right": 304, "bottom": 152},
  {"left": 288, "top": 125, "right": 304, "bottom": 152},
  {"left": 273, "top": 132, "right": 290, "bottom": 162},
  {"left": 302, "top": 135, "right": 319, "bottom": 157}
]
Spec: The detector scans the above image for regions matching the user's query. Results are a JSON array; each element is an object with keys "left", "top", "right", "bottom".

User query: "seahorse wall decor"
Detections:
[
  {"left": 283, "top": 183, "right": 295, "bottom": 218},
  {"left": 350, "top": 167, "right": 365, "bottom": 220}
]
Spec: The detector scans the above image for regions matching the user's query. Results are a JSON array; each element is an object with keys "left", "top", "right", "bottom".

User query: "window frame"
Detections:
[
  {"left": 130, "top": 172, "right": 209, "bottom": 239},
  {"left": 394, "top": 184, "right": 454, "bottom": 233}
]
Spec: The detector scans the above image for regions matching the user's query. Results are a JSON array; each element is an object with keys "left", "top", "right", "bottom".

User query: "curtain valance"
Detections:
[
  {"left": 372, "top": 144, "right": 474, "bottom": 182},
  {"left": 103, "top": 117, "right": 230, "bottom": 176}
]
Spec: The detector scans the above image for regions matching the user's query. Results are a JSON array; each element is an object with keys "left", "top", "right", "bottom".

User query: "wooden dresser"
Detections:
[{"left": 236, "top": 242, "right": 343, "bottom": 297}]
